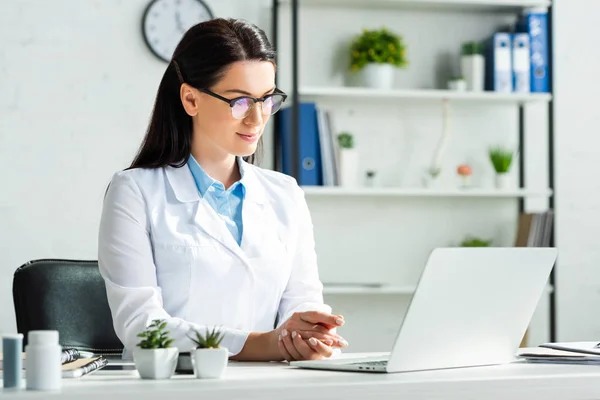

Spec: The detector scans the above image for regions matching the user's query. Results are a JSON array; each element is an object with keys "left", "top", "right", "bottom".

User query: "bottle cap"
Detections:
[
  {"left": 2, "top": 334, "right": 23, "bottom": 340},
  {"left": 28, "top": 330, "right": 59, "bottom": 345}
]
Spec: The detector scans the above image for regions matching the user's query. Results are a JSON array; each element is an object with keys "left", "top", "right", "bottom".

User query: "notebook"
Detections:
[
  {"left": 0, "top": 349, "right": 108, "bottom": 378},
  {"left": 517, "top": 346, "right": 600, "bottom": 365}
]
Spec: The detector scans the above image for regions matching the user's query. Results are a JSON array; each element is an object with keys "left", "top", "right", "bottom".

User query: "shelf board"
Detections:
[
  {"left": 322, "top": 283, "right": 554, "bottom": 295},
  {"left": 323, "top": 284, "right": 416, "bottom": 295},
  {"left": 300, "top": 86, "right": 552, "bottom": 104},
  {"left": 302, "top": 187, "right": 553, "bottom": 198},
  {"left": 279, "top": 0, "right": 550, "bottom": 12}
]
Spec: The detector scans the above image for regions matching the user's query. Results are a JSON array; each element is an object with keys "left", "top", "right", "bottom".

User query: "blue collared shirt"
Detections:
[{"left": 188, "top": 156, "right": 245, "bottom": 246}]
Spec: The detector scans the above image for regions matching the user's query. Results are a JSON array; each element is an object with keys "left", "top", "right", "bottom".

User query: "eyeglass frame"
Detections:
[{"left": 200, "top": 87, "right": 288, "bottom": 118}]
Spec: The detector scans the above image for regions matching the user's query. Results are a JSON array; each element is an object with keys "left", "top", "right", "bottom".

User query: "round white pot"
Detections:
[
  {"left": 361, "top": 63, "right": 394, "bottom": 89},
  {"left": 448, "top": 79, "right": 466, "bottom": 91},
  {"left": 192, "top": 347, "right": 228, "bottom": 379},
  {"left": 339, "top": 148, "right": 359, "bottom": 187},
  {"left": 494, "top": 172, "right": 512, "bottom": 189},
  {"left": 133, "top": 347, "right": 179, "bottom": 380},
  {"left": 460, "top": 54, "right": 485, "bottom": 92}
]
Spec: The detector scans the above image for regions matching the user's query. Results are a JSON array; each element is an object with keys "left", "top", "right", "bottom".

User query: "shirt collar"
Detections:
[{"left": 188, "top": 155, "right": 246, "bottom": 197}]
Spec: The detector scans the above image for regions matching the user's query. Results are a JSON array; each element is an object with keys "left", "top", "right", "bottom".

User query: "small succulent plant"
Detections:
[
  {"left": 136, "top": 319, "right": 174, "bottom": 349},
  {"left": 188, "top": 326, "right": 225, "bottom": 349}
]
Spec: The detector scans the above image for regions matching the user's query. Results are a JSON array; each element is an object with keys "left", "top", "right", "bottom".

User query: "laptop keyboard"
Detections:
[{"left": 349, "top": 360, "right": 388, "bottom": 366}]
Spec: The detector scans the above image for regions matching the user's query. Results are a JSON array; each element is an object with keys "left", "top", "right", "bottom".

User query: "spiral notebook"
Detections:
[{"left": 0, "top": 349, "right": 108, "bottom": 378}]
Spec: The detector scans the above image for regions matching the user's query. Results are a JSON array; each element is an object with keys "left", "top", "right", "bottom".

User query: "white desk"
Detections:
[{"left": 3, "top": 356, "right": 600, "bottom": 400}]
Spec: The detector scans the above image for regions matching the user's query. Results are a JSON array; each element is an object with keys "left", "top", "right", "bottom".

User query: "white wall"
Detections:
[
  {"left": 554, "top": 0, "right": 600, "bottom": 341},
  {"left": 0, "top": 0, "right": 273, "bottom": 335}
]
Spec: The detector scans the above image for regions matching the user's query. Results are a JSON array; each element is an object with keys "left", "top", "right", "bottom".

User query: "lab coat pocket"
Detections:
[
  {"left": 152, "top": 243, "right": 194, "bottom": 316},
  {"left": 247, "top": 236, "right": 291, "bottom": 322}
]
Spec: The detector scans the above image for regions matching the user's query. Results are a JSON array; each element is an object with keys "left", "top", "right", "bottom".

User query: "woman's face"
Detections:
[{"left": 181, "top": 60, "right": 276, "bottom": 160}]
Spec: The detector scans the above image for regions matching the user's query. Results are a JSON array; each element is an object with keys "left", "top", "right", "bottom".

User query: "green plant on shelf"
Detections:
[
  {"left": 489, "top": 146, "right": 515, "bottom": 173},
  {"left": 350, "top": 27, "right": 408, "bottom": 71},
  {"left": 136, "top": 319, "right": 174, "bottom": 349},
  {"left": 460, "top": 236, "right": 492, "bottom": 247},
  {"left": 337, "top": 132, "right": 354, "bottom": 149},
  {"left": 462, "top": 41, "right": 484, "bottom": 56}
]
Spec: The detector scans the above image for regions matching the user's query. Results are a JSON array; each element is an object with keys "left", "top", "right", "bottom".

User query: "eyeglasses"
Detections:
[{"left": 200, "top": 88, "right": 288, "bottom": 120}]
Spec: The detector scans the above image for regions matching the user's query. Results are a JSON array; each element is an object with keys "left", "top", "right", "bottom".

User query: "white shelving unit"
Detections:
[
  {"left": 302, "top": 186, "right": 552, "bottom": 198},
  {"left": 274, "top": 0, "right": 555, "bottom": 350},
  {"left": 279, "top": 0, "right": 551, "bottom": 12},
  {"left": 323, "top": 284, "right": 416, "bottom": 295},
  {"left": 300, "top": 86, "right": 552, "bottom": 104}
]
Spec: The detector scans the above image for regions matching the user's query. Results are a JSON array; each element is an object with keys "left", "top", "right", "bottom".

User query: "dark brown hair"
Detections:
[{"left": 129, "top": 18, "right": 276, "bottom": 170}]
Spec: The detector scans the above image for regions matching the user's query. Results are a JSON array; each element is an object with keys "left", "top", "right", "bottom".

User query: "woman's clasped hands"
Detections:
[{"left": 275, "top": 311, "right": 348, "bottom": 361}]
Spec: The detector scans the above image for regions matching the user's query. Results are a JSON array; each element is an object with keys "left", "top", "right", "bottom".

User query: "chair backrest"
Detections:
[{"left": 12, "top": 259, "right": 123, "bottom": 356}]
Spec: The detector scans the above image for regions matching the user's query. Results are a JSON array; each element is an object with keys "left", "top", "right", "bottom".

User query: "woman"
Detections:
[{"left": 98, "top": 18, "right": 347, "bottom": 362}]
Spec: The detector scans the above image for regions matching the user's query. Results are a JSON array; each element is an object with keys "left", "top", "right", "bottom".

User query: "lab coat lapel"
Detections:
[
  {"left": 164, "top": 163, "right": 247, "bottom": 261},
  {"left": 238, "top": 160, "right": 272, "bottom": 258},
  {"left": 193, "top": 198, "right": 247, "bottom": 261}
]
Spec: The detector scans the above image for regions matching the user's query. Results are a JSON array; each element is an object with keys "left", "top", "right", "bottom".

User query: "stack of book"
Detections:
[
  {"left": 515, "top": 211, "right": 554, "bottom": 248},
  {"left": 0, "top": 347, "right": 108, "bottom": 378}
]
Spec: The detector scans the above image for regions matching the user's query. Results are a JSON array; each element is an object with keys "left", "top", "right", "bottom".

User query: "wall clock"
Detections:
[{"left": 142, "top": 0, "right": 214, "bottom": 62}]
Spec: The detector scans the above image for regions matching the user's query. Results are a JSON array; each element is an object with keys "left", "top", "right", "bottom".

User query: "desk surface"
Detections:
[{"left": 3, "top": 353, "right": 600, "bottom": 400}]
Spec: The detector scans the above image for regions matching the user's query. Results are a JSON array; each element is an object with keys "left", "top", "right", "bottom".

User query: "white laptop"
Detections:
[{"left": 291, "top": 247, "right": 557, "bottom": 373}]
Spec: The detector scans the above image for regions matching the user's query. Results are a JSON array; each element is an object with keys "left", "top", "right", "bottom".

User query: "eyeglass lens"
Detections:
[{"left": 231, "top": 94, "right": 285, "bottom": 119}]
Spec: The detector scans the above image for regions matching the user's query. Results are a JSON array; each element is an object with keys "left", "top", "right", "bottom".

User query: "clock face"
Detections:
[{"left": 142, "top": 0, "right": 214, "bottom": 62}]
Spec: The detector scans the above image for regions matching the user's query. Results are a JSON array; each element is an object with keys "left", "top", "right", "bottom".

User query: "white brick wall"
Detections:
[{"left": 0, "top": 0, "right": 271, "bottom": 335}]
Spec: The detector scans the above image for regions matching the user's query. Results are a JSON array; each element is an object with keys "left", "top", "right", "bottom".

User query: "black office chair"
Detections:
[{"left": 12, "top": 259, "right": 123, "bottom": 356}]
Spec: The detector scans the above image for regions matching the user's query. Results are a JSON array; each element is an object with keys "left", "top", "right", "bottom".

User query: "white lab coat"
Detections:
[{"left": 98, "top": 159, "right": 332, "bottom": 358}]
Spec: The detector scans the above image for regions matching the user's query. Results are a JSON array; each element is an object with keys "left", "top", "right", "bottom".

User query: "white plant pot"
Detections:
[
  {"left": 361, "top": 63, "right": 394, "bottom": 89},
  {"left": 448, "top": 79, "right": 466, "bottom": 91},
  {"left": 494, "top": 173, "right": 512, "bottom": 189},
  {"left": 133, "top": 347, "right": 179, "bottom": 380},
  {"left": 191, "top": 347, "right": 228, "bottom": 379},
  {"left": 339, "top": 148, "right": 359, "bottom": 187},
  {"left": 460, "top": 54, "right": 485, "bottom": 92}
]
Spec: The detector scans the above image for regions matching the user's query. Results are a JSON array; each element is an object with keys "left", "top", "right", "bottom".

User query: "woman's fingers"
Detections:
[
  {"left": 291, "top": 331, "right": 321, "bottom": 360},
  {"left": 297, "top": 330, "right": 348, "bottom": 348},
  {"left": 307, "top": 336, "right": 334, "bottom": 358},
  {"left": 281, "top": 329, "right": 302, "bottom": 361},
  {"left": 298, "top": 311, "right": 345, "bottom": 329},
  {"left": 278, "top": 332, "right": 294, "bottom": 361},
  {"left": 286, "top": 319, "right": 331, "bottom": 334}
]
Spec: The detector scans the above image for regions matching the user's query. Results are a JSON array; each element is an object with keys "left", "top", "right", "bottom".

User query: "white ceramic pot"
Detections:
[
  {"left": 339, "top": 148, "right": 359, "bottom": 187},
  {"left": 460, "top": 54, "right": 485, "bottom": 92},
  {"left": 448, "top": 79, "right": 466, "bottom": 91},
  {"left": 494, "top": 172, "right": 512, "bottom": 189},
  {"left": 192, "top": 347, "right": 228, "bottom": 379},
  {"left": 133, "top": 347, "right": 179, "bottom": 380},
  {"left": 361, "top": 63, "right": 394, "bottom": 89}
]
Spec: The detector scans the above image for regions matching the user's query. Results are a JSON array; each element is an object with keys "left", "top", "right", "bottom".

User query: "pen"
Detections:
[
  {"left": 62, "top": 357, "right": 108, "bottom": 378},
  {"left": 61, "top": 348, "right": 81, "bottom": 364}
]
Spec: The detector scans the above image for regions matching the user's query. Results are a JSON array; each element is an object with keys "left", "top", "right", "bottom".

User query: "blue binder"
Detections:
[
  {"left": 484, "top": 32, "right": 513, "bottom": 92},
  {"left": 516, "top": 8, "right": 550, "bottom": 93},
  {"left": 278, "top": 102, "right": 323, "bottom": 186}
]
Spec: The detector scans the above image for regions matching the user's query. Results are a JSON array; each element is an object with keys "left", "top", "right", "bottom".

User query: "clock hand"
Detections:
[{"left": 175, "top": 11, "right": 184, "bottom": 32}]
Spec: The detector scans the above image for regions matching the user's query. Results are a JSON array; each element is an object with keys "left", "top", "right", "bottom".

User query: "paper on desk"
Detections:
[
  {"left": 517, "top": 346, "right": 600, "bottom": 364},
  {"left": 539, "top": 341, "right": 600, "bottom": 356}
]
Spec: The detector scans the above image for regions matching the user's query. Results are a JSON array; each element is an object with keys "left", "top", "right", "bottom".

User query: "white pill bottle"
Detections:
[{"left": 25, "top": 330, "right": 62, "bottom": 390}]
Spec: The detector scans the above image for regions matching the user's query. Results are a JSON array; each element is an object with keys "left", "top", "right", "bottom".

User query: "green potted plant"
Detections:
[
  {"left": 349, "top": 27, "right": 408, "bottom": 89},
  {"left": 489, "top": 146, "right": 515, "bottom": 189},
  {"left": 337, "top": 131, "right": 359, "bottom": 187},
  {"left": 461, "top": 41, "right": 484, "bottom": 91},
  {"left": 133, "top": 319, "right": 178, "bottom": 379},
  {"left": 460, "top": 236, "right": 492, "bottom": 247},
  {"left": 188, "top": 326, "right": 228, "bottom": 379}
]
